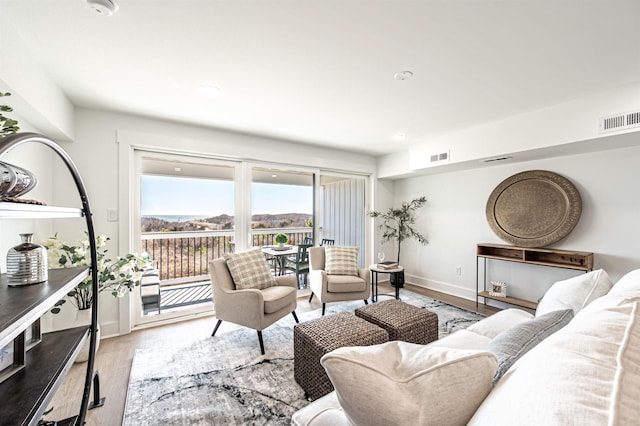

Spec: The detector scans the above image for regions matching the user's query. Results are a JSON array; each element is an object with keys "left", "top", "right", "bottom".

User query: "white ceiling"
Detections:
[{"left": 1, "top": 0, "right": 639, "bottom": 156}]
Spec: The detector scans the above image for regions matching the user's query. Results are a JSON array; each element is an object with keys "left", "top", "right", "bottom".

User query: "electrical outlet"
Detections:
[
  {"left": 107, "top": 208, "right": 118, "bottom": 222},
  {"left": 455, "top": 266, "right": 462, "bottom": 276}
]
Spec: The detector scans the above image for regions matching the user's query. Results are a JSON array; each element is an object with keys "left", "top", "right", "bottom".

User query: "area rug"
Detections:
[{"left": 122, "top": 291, "right": 485, "bottom": 425}]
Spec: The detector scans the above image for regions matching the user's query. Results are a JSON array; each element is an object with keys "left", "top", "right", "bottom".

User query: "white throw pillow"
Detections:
[
  {"left": 608, "top": 268, "right": 640, "bottom": 298},
  {"left": 223, "top": 248, "right": 275, "bottom": 290},
  {"left": 321, "top": 341, "right": 498, "bottom": 426},
  {"left": 536, "top": 269, "right": 612, "bottom": 317},
  {"left": 324, "top": 246, "right": 359, "bottom": 276}
]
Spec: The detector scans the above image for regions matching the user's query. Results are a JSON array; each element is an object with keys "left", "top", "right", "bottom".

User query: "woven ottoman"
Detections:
[
  {"left": 355, "top": 299, "right": 438, "bottom": 344},
  {"left": 294, "top": 311, "right": 389, "bottom": 400}
]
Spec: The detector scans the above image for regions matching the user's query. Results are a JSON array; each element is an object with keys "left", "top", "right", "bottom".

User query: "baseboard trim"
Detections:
[{"left": 405, "top": 274, "right": 477, "bottom": 301}]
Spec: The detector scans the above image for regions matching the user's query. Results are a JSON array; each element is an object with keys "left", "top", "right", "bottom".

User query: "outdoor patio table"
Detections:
[{"left": 262, "top": 245, "right": 298, "bottom": 275}]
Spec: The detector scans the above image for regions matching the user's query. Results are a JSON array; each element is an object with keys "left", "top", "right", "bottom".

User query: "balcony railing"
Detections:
[{"left": 141, "top": 228, "right": 313, "bottom": 282}]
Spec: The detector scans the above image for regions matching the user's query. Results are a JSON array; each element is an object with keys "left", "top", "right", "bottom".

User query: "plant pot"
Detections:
[
  {"left": 73, "top": 308, "right": 100, "bottom": 363},
  {"left": 390, "top": 270, "right": 405, "bottom": 288}
]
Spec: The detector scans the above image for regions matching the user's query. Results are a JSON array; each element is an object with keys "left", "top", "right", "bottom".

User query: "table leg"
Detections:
[{"left": 370, "top": 270, "right": 378, "bottom": 303}]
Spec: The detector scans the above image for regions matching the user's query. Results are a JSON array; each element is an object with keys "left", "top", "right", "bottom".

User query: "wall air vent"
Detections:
[
  {"left": 599, "top": 110, "right": 640, "bottom": 133},
  {"left": 430, "top": 151, "right": 450, "bottom": 163},
  {"left": 482, "top": 156, "right": 512, "bottom": 163}
]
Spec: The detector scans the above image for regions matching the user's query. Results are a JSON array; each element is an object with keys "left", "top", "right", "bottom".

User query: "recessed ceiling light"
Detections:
[
  {"left": 271, "top": 174, "right": 278, "bottom": 178},
  {"left": 174, "top": 167, "right": 182, "bottom": 172},
  {"left": 199, "top": 82, "right": 222, "bottom": 97},
  {"left": 394, "top": 133, "right": 406, "bottom": 141},
  {"left": 394, "top": 71, "right": 414, "bottom": 81}
]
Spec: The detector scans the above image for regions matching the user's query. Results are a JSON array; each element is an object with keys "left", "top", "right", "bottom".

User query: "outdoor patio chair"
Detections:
[
  {"left": 303, "top": 236, "right": 314, "bottom": 245},
  {"left": 307, "top": 246, "right": 370, "bottom": 315},
  {"left": 320, "top": 238, "right": 335, "bottom": 246},
  {"left": 283, "top": 244, "right": 311, "bottom": 288},
  {"left": 140, "top": 268, "right": 161, "bottom": 314},
  {"left": 209, "top": 251, "right": 299, "bottom": 354}
]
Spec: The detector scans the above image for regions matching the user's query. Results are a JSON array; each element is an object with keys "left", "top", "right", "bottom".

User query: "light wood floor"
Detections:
[{"left": 47, "top": 283, "right": 498, "bottom": 425}]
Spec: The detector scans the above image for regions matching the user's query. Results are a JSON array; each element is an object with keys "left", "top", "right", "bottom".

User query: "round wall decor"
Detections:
[{"left": 486, "top": 170, "right": 582, "bottom": 247}]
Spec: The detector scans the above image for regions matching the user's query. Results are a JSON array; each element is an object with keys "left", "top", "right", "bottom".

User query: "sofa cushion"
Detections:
[
  {"left": 465, "top": 308, "right": 534, "bottom": 339},
  {"left": 223, "top": 248, "right": 276, "bottom": 290},
  {"left": 291, "top": 392, "right": 348, "bottom": 426},
  {"left": 321, "top": 341, "right": 498, "bottom": 426},
  {"left": 536, "top": 269, "right": 612, "bottom": 316},
  {"left": 427, "top": 329, "right": 492, "bottom": 350},
  {"left": 470, "top": 301, "right": 640, "bottom": 425},
  {"left": 488, "top": 309, "right": 574, "bottom": 385},
  {"left": 324, "top": 246, "right": 359, "bottom": 276}
]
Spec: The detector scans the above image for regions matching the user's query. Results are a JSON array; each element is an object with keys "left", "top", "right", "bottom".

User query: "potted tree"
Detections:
[{"left": 368, "top": 196, "right": 429, "bottom": 287}]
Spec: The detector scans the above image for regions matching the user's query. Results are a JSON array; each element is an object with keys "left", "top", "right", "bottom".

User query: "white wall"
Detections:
[
  {"left": 379, "top": 81, "right": 640, "bottom": 178},
  {"left": 49, "top": 108, "right": 377, "bottom": 336},
  {"left": 393, "top": 143, "right": 640, "bottom": 308},
  {"left": 0, "top": 120, "right": 54, "bottom": 272},
  {"left": 0, "top": 15, "right": 75, "bottom": 141}
]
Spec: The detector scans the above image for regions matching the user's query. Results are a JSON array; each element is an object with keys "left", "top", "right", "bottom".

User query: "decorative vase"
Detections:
[
  {"left": 0, "top": 161, "right": 38, "bottom": 198},
  {"left": 73, "top": 308, "right": 100, "bottom": 363},
  {"left": 6, "top": 233, "right": 48, "bottom": 286}
]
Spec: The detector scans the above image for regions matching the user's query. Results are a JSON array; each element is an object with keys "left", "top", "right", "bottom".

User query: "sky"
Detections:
[{"left": 141, "top": 176, "right": 313, "bottom": 216}]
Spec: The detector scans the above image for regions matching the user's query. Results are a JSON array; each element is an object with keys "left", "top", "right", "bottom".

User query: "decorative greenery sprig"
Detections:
[
  {"left": 0, "top": 92, "right": 20, "bottom": 137},
  {"left": 368, "top": 196, "right": 428, "bottom": 264},
  {"left": 42, "top": 234, "right": 153, "bottom": 312}
]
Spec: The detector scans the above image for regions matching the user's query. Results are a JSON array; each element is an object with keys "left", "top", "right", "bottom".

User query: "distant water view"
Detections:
[
  {"left": 141, "top": 213, "right": 311, "bottom": 233},
  {"left": 143, "top": 215, "right": 211, "bottom": 223}
]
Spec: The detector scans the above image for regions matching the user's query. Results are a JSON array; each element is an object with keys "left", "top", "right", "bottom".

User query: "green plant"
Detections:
[
  {"left": 368, "top": 196, "right": 428, "bottom": 263},
  {"left": 42, "top": 234, "right": 153, "bottom": 312},
  {"left": 0, "top": 92, "right": 20, "bottom": 137},
  {"left": 275, "top": 233, "right": 289, "bottom": 244}
]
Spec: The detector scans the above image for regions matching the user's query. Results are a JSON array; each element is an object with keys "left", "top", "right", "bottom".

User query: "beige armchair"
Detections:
[
  {"left": 209, "top": 258, "right": 299, "bottom": 354},
  {"left": 307, "top": 246, "right": 370, "bottom": 315}
]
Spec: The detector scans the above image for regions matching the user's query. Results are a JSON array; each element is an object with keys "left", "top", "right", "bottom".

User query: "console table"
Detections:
[{"left": 476, "top": 243, "right": 594, "bottom": 310}]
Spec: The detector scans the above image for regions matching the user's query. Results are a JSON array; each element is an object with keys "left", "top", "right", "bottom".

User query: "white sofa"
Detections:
[{"left": 292, "top": 268, "right": 640, "bottom": 425}]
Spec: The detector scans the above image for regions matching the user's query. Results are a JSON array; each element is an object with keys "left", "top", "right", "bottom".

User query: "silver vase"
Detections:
[{"left": 6, "top": 233, "right": 48, "bottom": 286}]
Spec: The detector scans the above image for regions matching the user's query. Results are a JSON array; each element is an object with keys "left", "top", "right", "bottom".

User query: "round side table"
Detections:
[{"left": 369, "top": 264, "right": 404, "bottom": 302}]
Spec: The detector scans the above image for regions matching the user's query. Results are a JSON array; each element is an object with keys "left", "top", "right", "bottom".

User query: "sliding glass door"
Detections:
[
  {"left": 133, "top": 151, "right": 238, "bottom": 326},
  {"left": 250, "top": 166, "right": 314, "bottom": 246},
  {"left": 131, "top": 150, "right": 370, "bottom": 327}
]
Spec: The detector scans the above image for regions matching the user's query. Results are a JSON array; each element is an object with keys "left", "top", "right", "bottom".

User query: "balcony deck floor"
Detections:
[
  {"left": 149, "top": 271, "right": 308, "bottom": 315},
  {"left": 159, "top": 282, "right": 213, "bottom": 310}
]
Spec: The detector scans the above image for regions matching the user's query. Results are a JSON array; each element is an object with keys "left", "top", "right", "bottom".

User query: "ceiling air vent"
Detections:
[
  {"left": 430, "top": 151, "right": 450, "bottom": 163},
  {"left": 599, "top": 110, "right": 640, "bottom": 133},
  {"left": 482, "top": 156, "right": 512, "bottom": 163}
]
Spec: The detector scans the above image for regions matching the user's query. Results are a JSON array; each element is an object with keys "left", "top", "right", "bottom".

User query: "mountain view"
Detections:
[{"left": 141, "top": 213, "right": 312, "bottom": 232}]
